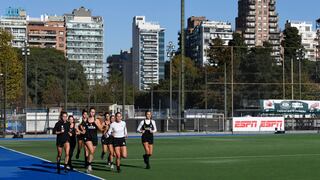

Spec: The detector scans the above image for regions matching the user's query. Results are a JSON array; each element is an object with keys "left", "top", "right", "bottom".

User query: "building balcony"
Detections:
[
  {"left": 269, "top": 23, "right": 278, "bottom": 28},
  {"left": 269, "top": 28, "right": 280, "bottom": 34},
  {"left": 29, "top": 39, "right": 56, "bottom": 43},
  {"left": 269, "top": 12, "right": 278, "bottom": 17},
  {"left": 67, "top": 32, "right": 103, "bottom": 36},
  {"left": 246, "top": 23, "right": 255, "bottom": 28},
  {"left": 245, "top": 28, "right": 255, "bottom": 34},
  {"left": 246, "top": 17, "right": 256, "bottom": 22},
  {"left": 269, "top": 34, "right": 280, "bottom": 40},
  {"left": 248, "top": 0, "right": 256, "bottom": 5},
  {"left": 249, "top": 5, "right": 256, "bottom": 10},
  {"left": 66, "top": 38, "right": 103, "bottom": 42},
  {"left": 67, "top": 45, "right": 103, "bottom": 49},
  {"left": 248, "top": 11, "right": 256, "bottom": 16},
  {"left": 244, "top": 34, "right": 255, "bottom": 39},
  {"left": 269, "top": 17, "right": 278, "bottom": 22},
  {"left": 269, "top": 6, "right": 275, "bottom": 11},
  {"left": 269, "top": 0, "right": 276, "bottom": 5},
  {"left": 29, "top": 33, "right": 57, "bottom": 37}
]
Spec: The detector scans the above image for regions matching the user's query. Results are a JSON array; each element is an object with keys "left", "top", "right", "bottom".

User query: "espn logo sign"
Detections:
[
  {"left": 260, "top": 120, "right": 283, "bottom": 128},
  {"left": 234, "top": 121, "right": 258, "bottom": 128},
  {"left": 233, "top": 117, "right": 284, "bottom": 132}
]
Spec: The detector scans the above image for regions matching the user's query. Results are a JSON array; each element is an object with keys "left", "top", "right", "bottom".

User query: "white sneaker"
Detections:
[
  {"left": 86, "top": 168, "right": 91, "bottom": 174},
  {"left": 88, "top": 165, "right": 92, "bottom": 171},
  {"left": 110, "top": 164, "right": 114, "bottom": 170}
]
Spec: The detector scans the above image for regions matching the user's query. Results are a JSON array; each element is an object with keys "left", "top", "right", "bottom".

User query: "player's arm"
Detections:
[
  {"left": 151, "top": 120, "right": 157, "bottom": 133},
  {"left": 136, "top": 121, "right": 144, "bottom": 133}
]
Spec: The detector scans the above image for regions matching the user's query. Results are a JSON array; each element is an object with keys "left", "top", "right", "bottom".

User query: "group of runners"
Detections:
[{"left": 52, "top": 107, "right": 157, "bottom": 174}]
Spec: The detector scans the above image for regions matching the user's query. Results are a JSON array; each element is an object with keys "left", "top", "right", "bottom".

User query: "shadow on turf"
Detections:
[
  {"left": 121, "top": 163, "right": 144, "bottom": 169},
  {"left": 19, "top": 167, "right": 57, "bottom": 174}
]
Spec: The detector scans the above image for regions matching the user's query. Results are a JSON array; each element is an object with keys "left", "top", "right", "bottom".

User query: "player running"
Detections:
[
  {"left": 53, "top": 111, "right": 70, "bottom": 174},
  {"left": 107, "top": 112, "right": 128, "bottom": 173},
  {"left": 137, "top": 110, "right": 157, "bottom": 169}
]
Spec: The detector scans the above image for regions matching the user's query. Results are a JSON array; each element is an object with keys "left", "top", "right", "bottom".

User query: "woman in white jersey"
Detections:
[
  {"left": 137, "top": 110, "right": 157, "bottom": 169},
  {"left": 108, "top": 112, "right": 128, "bottom": 173}
]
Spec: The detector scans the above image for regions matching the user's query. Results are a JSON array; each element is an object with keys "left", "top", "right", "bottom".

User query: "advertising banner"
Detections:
[
  {"left": 260, "top": 100, "right": 320, "bottom": 114},
  {"left": 233, "top": 117, "right": 284, "bottom": 132}
]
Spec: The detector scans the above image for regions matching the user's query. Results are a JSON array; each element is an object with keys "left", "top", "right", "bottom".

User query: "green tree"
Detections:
[
  {"left": 0, "top": 29, "right": 23, "bottom": 104},
  {"left": 282, "top": 26, "right": 302, "bottom": 59},
  {"left": 24, "top": 48, "right": 88, "bottom": 106},
  {"left": 42, "top": 75, "right": 64, "bottom": 105}
]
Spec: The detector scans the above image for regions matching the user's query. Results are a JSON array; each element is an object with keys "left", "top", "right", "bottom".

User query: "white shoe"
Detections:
[
  {"left": 86, "top": 169, "right": 91, "bottom": 174},
  {"left": 86, "top": 165, "right": 92, "bottom": 173},
  {"left": 110, "top": 164, "right": 114, "bottom": 170},
  {"left": 88, "top": 165, "right": 92, "bottom": 171}
]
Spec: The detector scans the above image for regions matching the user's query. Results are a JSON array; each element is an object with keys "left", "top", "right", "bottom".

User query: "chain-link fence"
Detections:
[{"left": 1, "top": 46, "right": 320, "bottom": 135}]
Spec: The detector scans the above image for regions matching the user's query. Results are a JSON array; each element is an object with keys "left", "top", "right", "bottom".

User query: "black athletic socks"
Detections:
[
  {"left": 143, "top": 154, "right": 147, "bottom": 164},
  {"left": 57, "top": 159, "right": 61, "bottom": 174},
  {"left": 117, "top": 166, "right": 121, "bottom": 173},
  {"left": 84, "top": 155, "right": 88, "bottom": 168},
  {"left": 101, "top": 151, "right": 105, "bottom": 160},
  {"left": 64, "top": 164, "right": 68, "bottom": 173},
  {"left": 75, "top": 150, "right": 80, "bottom": 159},
  {"left": 146, "top": 154, "right": 151, "bottom": 169}
]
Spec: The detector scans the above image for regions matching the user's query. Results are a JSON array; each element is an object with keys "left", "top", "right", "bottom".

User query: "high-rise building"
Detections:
[
  {"left": 285, "top": 20, "right": 318, "bottom": 61},
  {"left": 0, "top": 7, "right": 27, "bottom": 48},
  {"left": 106, "top": 50, "right": 133, "bottom": 84},
  {"left": 64, "top": 7, "right": 104, "bottom": 85},
  {"left": 27, "top": 15, "right": 66, "bottom": 54},
  {"left": 236, "top": 0, "right": 281, "bottom": 61},
  {"left": 315, "top": 18, "right": 320, "bottom": 60},
  {"left": 186, "top": 17, "right": 233, "bottom": 65},
  {"left": 132, "top": 16, "right": 165, "bottom": 90}
]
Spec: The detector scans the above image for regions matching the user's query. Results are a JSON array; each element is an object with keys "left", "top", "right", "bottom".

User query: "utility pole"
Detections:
[
  {"left": 122, "top": 61, "right": 126, "bottom": 120},
  {"left": 3, "top": 56, "right": 7, "bottom": 137},
  {"left": 291, "top": 58, "right": 294, "bottom": 100},
  {"left": 179, "top": 0, "right": 185, "bottom": 132},
  {"left": 64, "top": 58, "right": 68, "bottom": 111},
  {"left": 22, "top": 40, "right": 30, "bottom": 114},
  {"left": 166, "top": 41, "right": 175, "bottom": 119}
]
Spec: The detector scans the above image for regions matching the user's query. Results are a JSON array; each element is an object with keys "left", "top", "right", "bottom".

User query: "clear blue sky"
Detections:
[{"left": 1, "top": 0, "right": 320, "bottom": 60}]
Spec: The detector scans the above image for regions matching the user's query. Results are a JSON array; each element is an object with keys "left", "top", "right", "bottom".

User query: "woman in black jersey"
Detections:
[
  {"left": 53, "top": 111, "right": 70, "bottom": 174},
  {"left": 101, "top": 113, "right": 115, "bottom": 168},
  {"left": 137, "top": 110, "right": 157, "bottom": 169},
  {"left": 82, "top": 107, "right": 105, "bottom": 173},
  {"left": 75, "top": 109, "right": 88, "bottom": 160},
  {"left": 100, "top": 112, "right": 110, "bottom": 159},
  {"left": 67, "top": 115, "right": 78, "bottom": 170}
]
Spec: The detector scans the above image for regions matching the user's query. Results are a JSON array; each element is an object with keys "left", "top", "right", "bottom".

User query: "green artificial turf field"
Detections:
[{"left": 1, "top": 134, "right": 320, "bottom": 180}]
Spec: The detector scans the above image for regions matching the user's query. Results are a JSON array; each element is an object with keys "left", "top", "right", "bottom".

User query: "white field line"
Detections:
[
  {"left": 124, "top": 153, "right": 320, "bottom": 161},
  {"left": 0, "top": 145, "right": 104, "bottom": 180}
]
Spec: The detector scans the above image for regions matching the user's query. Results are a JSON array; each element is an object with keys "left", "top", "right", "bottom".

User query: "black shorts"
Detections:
[
  {"left": 101, "top": 135, "right": 113, "bottom": 145},
  {"left": 142, "top": 134, "right": 154, "bottom": 144},
  {"left": 56, "top": 140, "right": 68, "bottom": 147},
  {"left": 84, "top": 137, "right": 98, "bottom": 146},
  {"left": 113, "top": 137, "right": 126, "bottom": 147},
  {"left": 77, "top": 134, "right": 84, "bottom": 141}
]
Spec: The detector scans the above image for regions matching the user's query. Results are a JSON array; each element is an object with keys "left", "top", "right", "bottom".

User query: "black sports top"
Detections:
[
  {"left": 53, "top": 120, "right": 70, "bottom": 143},
  {"left": 84, "top": 120, "right": 98, "bottom": 140},
  {"left": 142, "top": 120, "right": 155, "bottom": 134}
]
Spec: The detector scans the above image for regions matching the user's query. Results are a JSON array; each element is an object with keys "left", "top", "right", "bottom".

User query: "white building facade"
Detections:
[
  {"left": 285, "top": 20, "right": 318, "bottom": 61},
  {"left": 188, "top": 20, "right": 233, "bottom": 65},
  {"left": 132, "top": 16, "right": 165, "bottom": 90},
  {"left": 0, "top": 7, "right": 27, "bottom": 48},
  {"left": 65, "top": 7, "right": 104, "bottom": 85}
]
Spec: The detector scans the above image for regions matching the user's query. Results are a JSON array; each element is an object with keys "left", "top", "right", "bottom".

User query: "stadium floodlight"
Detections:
[{"left": 167, "top": 41, "right": 176, "bottom": 120}]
